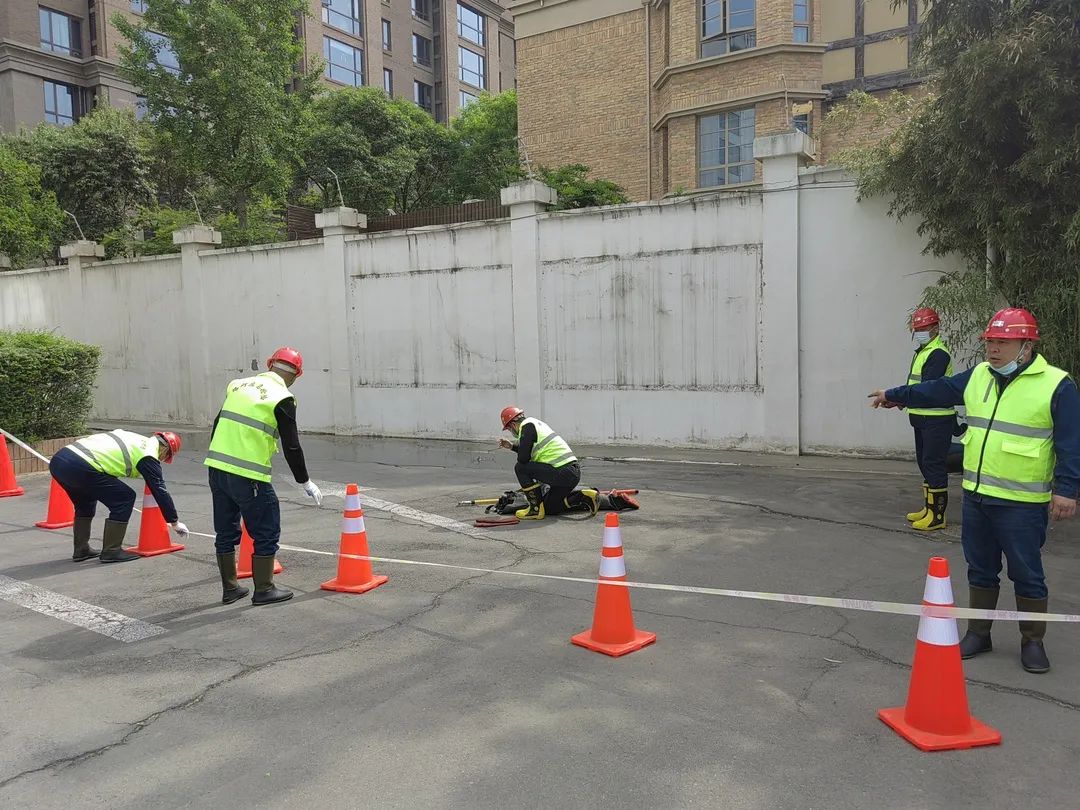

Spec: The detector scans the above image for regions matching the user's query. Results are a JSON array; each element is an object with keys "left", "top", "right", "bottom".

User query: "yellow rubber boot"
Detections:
[
  {"left": 515, "top": 484, "right": 546, "bottom": 520},
  {"left": 906, "top": 483, "right": 929, "bottom": 522},
  {"left": 912, "top": 488, "right": 947, "bottom": 531}
]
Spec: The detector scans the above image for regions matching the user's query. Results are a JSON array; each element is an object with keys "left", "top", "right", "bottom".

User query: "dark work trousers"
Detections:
[
  {"left": 515, "top": 460, "right": 581, "bottom": 516},
  {"left": 910, "top": 415, "right": 953, "bottom": 489},
  {"left": 49, "top": 447, "right": 136, "bottom": 522},
  {"left": 208, "top": 467, "right": 281, "bottom": 556},
  {"left": 962, "top": 493, "right": 1049, "bottom": 599}
]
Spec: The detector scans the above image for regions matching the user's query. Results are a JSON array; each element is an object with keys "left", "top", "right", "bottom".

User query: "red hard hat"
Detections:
[
  {"left": 910, "top": 307, "right": 939, "bottom": 330},
  {"left": 267, "top": 346, "right": 304, "bottom": 377},
  {"left": 982, "top": 308, "right": 1039, "bottom": 341},
  {"left": 154, "top": 431, "right": 181, "bottom": 463},
  {"left": 501, "top": 406, "right": 524, "bottom": 429}
]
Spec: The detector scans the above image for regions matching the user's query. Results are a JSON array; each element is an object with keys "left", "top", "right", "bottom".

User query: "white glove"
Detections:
[
  {"left": 171, "top": 521, "right": 189, "bottom": 539},
  {"left": 302, "top": 480, "right": 323, "bottom": 507}
]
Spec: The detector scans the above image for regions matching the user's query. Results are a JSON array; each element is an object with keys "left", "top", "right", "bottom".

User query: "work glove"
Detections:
[
  {"left": 171, "top": 521, "right": 189, "bottom": 539},
  {"left": 302, "top": 480, "right": 323, "bottom": 507}
]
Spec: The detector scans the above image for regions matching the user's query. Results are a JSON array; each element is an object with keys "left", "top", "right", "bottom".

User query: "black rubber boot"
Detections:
[
  {"left": 959, "top": 586, "right": 998, "bottom": 659},
  {"left": 1017, "top": 595, "right": 1050, "bottom": 674},
  {"left": 251, "top": 555, "right": 293, "bottom": 605},
  {"left": 71, "top": 516, "right": 100, "bottom": 562},
  {"left": 99, "top": 519, "right": 139, "bottom": 563},
  {"left": 515, "top": 484, "right": 545, "bottom": 520},
  {"left": 216, "top": 552, "right": 249, "bottom": 605}
]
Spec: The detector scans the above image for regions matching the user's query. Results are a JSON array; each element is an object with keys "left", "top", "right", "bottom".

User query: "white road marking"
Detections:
[{"left": 0, "top": 574, "right": 166, "bottom": 643}]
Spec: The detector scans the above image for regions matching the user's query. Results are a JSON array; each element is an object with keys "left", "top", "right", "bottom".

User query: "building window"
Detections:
[
  {"left": 324, "top": 36, "right": 363, "bottom": 86},
  {"left": 43, "top": 80, "right": 77, "bottom": 126},
  {"left": 131, "top": 0, "right": 148, "bottom": 12},
  {"left": 794, "top": 0, "right": 810, "bottom": 42},
  {"left": 459, "top": 47, "right": 485, "bottom": 89},
  {"left": 794, "top": 113, "right": 810, "bottom": 134},
  {"left": 457, "top": 4, "right": 485, "bottom": 46},
  {"left": 40, "top": 8, "right": 82, "bottom": 58},
  {"left": 414, "top": 80, "right": 433, "bottom": 113},
  {"left": 383, "top": 68, "right": 393, "bottom": 95},
  {"left": 698, "top": 107, "right": 755, "bottom": 187},
  {"left": 147, "top": 31, "right": 180, "bottom": 75},
  {"left": 322, "top": 0, "right": 362, "bottom": 37},
  {"left": 701, "top": 0, "right": 755, "bottom": 58},
  {"left": 460, "top": 90, "right": 477, "bottom": 108},
  {"left": 411, "top": 0, "right": 430, "bottom": 22},
  {"left": 382, "top": 19, "right": 391, "bottom": 50},
  {"left": 413, "top": 34, "right": 432, "bottom": 67}
]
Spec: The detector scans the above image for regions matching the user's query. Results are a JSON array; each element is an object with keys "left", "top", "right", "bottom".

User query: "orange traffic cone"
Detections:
[
  {"left": 878, "top": 556, "right": 1002, "bottom": 751},
  {"left": 35, "top": 478, "right": 75, "bottom": 529},
  {"left": 0, "top": 434, "right": 24, "bottom": 497},
  {"left": 236, "top": 522, "right": 282, "bottom": 579},
  {"left": 321, "top": 483, "right": 388, "bottom": 594},
  {"left": 571, "top": 513, "right": 656, "bottom": 657},
  {"left": 131, "top": 485, "right": 185, "bottom": 557}
]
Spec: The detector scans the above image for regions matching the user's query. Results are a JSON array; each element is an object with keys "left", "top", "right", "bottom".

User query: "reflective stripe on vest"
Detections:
[
  {"left": 519, "top": 417, "right": 576, "bottom": 468},
  {"left": 961, "top": 356, "right": 1068, "bottom": 504},
  {"left": 204, "top": 372, "right": 292, "bottom": 482},
  {"left": 907, "top": 335, "right": 955, "bottom": 417},
  {"left": 67, "top": 430, "right": 156, "bottom": 479}
]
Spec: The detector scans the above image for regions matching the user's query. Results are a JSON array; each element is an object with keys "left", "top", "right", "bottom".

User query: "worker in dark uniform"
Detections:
[
  {"left": 49, "top": 430, "right": 186, "bottom": 563},
  {"left": 903, "top": 307, "right": 956, "bottom": 530},
  {"left": 870, "top": 308, "right": 1079, "bottom": 673},
  {"left": 205, "top": 347, "right": 322, "bottom": 606},
  {"left": 498, "top": 406, "right": 598, "bottom": 520}
]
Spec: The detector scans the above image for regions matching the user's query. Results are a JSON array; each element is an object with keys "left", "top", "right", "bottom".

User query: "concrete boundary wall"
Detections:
[{"left": 0, "top": 133, "right": 958, "bottom": 456}]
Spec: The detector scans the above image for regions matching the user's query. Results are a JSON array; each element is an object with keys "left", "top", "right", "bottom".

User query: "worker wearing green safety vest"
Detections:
[
  {"left": 49, "top": 429, "right": 186, "bottom": 563},
  {"left": 870, "top": 308, "right": 1079, "bottom": 675},
  {"left": 205, "top": 347, "right": 322, "bottom": 607},
  {"left": 902, "top": 307, "right": 957, "bottom": 531},
  {"left": 498, "top": 406, "right": 598, "bottom": 520}
]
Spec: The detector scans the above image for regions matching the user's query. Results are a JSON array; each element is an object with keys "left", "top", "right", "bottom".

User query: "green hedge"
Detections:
[{"left": 0, "top": 331, "right": 100, "bottom": 442}]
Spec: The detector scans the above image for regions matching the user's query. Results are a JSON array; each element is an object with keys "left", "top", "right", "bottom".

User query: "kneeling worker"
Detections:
[
  {"left": 498, "top": 406, "right": 597, "bottom": 520},
  {"left": 49, "top": 430, "right": 187, "bottom": 562},
  {"left": 205, "top": 347, "right": 322, "bottom": 606}
]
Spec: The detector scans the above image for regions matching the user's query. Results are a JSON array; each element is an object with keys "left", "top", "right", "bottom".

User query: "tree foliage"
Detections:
[
  {"left": 826, "top": 0, "right": 1080, "bottom": 376},
  {"left": 0, "top": 144, "right": 65, "bottom": 269},
  {"left": 114, "top": 0, "right": 319, "bottom": 227},
  {"left": 446, "top": 91, "right": 522, "bottom": 201},
  {"left": 537, "top": 164, "right": 629, "bottom": 210},
  {"left": 7, "top": 107, "right": 154, "bottom": 246}
]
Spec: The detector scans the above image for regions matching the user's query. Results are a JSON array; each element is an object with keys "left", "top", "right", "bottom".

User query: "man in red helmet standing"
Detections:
[
  {"left": 498, "top": 406, "right": 598, "bottom": 520},
  {"left": 870, "top": 308, "right": 1079, "bottom": 673},
  {"left": 49, "top": 430, "right": 187, "bottom": 563},
  {"left": 205, "top": 347, "right": 322, "bottom": 606},
  {"left": 902, "top": 307, "right": 956, "bottom": 530}
]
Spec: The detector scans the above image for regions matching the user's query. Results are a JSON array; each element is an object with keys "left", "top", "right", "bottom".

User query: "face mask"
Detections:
[
  {"left": 913, "top": 331, "right": 931, "bottom": 346},
  {"left": 992, "top": 343, "right": 1028, "bottom": 377}
]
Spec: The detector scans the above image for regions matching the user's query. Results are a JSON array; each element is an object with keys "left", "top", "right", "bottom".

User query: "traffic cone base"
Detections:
[
  {"left": 320, "top": 573, "right": 388, "bottom": 594},
  {"left": 0, "top": 486, "right": 24, "bottom": 498},
  {"left": 321, "top": 483, "right": 387, "bottom": 595},
  {"left": 131, "top": 485, "right": 184, "bottom": 556},
  {"left": 877, "top": 708, "right": 1002, "bottom": 752},
  {"left": 36, "top": 479, "right": 75, "bottom": 529},
  {"left": 236, "top": 525, "right": 282, "bottom": 579},
  {"left": 571, "top": 627, "right": 656, "bottom": 657}
]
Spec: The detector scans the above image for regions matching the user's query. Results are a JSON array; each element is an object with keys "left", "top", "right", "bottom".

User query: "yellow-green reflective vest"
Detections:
[
  {"left": 68, "top": 430, "right": 160, "bottom": 478},
  {"left": 907, "top": 335, "right": 955, "bottom": 417},
  {"left": 517, "top": 417, "right": 576, "bottom": 468},
  {"left": 961, "top": 355, "right": 1068, "bottom": 504},
  {"left": 204, "top": 372, "right": 292, "bottom": 482}
]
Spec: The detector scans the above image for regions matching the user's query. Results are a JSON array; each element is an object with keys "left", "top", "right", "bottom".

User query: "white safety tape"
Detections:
[
  {"left": 0, "top": 427, "right": 52, "bottom": 464},
  {"left": 276, "top": 544, "right": 1080, "bottom": 624}
]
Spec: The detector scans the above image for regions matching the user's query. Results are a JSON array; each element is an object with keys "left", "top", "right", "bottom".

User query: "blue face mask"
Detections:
[
  {"left": 913, "top": 331, "right": 931, "bottom": 346},
  {"left": 992, "top": 343, "right": 1028, "bottom": 377}
]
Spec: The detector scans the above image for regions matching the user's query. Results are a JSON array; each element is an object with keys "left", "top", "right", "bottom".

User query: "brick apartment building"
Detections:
[
  {"left": 0, "top": 0, "right": 515, "bottom": 133},
  {"left": 508, "top": 0, "right": 924, "bottom": 200}
]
